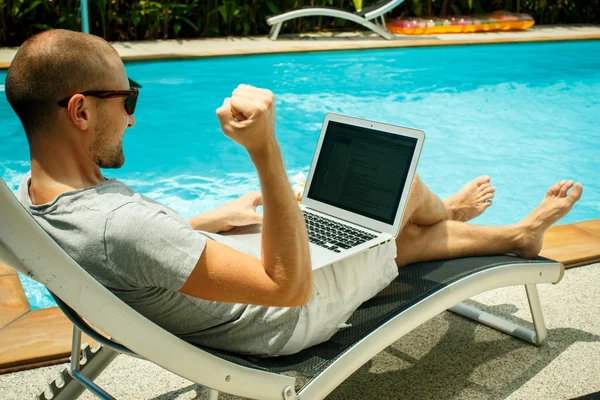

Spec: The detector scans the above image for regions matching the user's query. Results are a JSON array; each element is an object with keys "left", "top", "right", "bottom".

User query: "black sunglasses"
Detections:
[{"left": 57, "top": 87, "right": 139, "bottom": 115}]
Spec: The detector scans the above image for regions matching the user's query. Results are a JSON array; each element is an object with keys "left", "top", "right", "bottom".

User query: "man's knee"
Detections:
[
  {"left": 408, "top": 173, "right": 426, "bottom": 205},
  {"left": 411, "top": 173, "right": 421, "bottom": 192}
]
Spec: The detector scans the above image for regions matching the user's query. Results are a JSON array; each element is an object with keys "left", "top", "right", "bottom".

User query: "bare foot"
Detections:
[
  {"left": 443, "top": 175, "right": 495, "bottom": 222},
  {"left": 514, "top": 180, "right": 583, "bottom": 258}
]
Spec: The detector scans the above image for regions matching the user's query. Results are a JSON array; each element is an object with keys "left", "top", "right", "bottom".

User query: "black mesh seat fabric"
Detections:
[{"left": 196, "top": 255, "right": 555, "bottom": 390}]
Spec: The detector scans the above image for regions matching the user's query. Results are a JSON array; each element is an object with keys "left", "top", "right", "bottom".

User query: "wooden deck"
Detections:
[{"left": 1, "top": 219, "right": 599, "bottom": 373}]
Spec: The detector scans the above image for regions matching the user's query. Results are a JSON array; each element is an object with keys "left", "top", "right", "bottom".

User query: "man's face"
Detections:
[{"left": 88, "top": 57, "right": 136, "bottom": 169}]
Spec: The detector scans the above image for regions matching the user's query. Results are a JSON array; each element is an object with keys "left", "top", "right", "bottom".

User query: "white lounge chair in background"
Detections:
[
  {"left": 0, "top": 177, "right": 564, "bottom": 400},
  {"left": 266, "top": 0, "right": 405, "bottom": 40}
]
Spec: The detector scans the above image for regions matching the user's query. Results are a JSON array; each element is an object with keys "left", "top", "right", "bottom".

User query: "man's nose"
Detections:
[{"left": 128, "top": 114, "right": 136, "bottom": 128}]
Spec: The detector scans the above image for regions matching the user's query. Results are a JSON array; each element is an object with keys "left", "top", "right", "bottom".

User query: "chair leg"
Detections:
[
  {"left": 269, "top": 23, "right": 282, "bottom": 40},
  {"left": 38, "top": 327, "right": 119, "bottom": 400},
  {"left": 362, "top": 20, "right": 394, "bottom": 39},
  {"left": 525, "top": 284, "right": 547, "bottom": 344},
  {"left": 207, "top": 388, "right": 220, "bottom": 400},
  {"left": 449, "top": 284, "right": 548, "bottom": 345}
]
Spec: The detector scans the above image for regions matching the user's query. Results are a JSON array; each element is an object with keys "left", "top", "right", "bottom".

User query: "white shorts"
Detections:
[{"left": 277, "top": 241, "right": 399, "bottom": 356}]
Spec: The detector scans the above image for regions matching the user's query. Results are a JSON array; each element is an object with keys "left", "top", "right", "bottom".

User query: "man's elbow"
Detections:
[
  {"left": 277, "top": 268, "right": 313, "bottom": 307},
  {"left": 287, "top": 281, "right": 312, "bottom": 307},
  {"left": 290, "top": 259, "right": 313, "bottom": 306},
  {"left": 282, "top": 285, "right": 312, "bottom": 307}
]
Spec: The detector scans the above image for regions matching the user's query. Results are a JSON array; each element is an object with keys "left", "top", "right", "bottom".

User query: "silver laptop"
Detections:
[{"left": 231, "top": 113, "right": 425, "bottom": 270}]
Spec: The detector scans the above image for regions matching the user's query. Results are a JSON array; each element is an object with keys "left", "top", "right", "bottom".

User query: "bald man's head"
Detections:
[{"left": 5, "top": 29, "right": 121, "bottom": 141}]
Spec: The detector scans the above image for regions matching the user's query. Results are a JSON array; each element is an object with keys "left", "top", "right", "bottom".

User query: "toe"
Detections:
[
  {"left": 568, "top": 182, "right": 583, "bottom": 202},
  {"left": 479, "top": 185, "right": 495, "bottom": 195},
  {"left": 559, "top": 180, "right": 574, "bottom": 198},
  {"left": 547, "top": 181, "right": 562, "bottom": 196},
  {"left": 476, "top": 175, "right": 491, "bottom": 186},
  {"left": 480, "top": 192, "right": 495, "bottom": 202}
]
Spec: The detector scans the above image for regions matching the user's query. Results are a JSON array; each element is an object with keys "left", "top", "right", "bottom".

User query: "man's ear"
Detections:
[{"left": 67, "top": 94, "right": 91, "bottom": 131}]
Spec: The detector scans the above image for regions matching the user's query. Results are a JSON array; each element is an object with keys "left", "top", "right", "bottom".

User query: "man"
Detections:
[{"left": 5, "top": 30, "right": 582, "bottom": 356}]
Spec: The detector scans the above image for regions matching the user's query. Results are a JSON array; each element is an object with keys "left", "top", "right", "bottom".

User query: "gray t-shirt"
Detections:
[{"left": 17, "top": 174, "right": 300, "bottom": 356}]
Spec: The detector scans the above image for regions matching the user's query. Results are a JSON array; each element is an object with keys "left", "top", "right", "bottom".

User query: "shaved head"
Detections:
[{"left": 5, "top": 29, "right": 120, "bottom": 141}]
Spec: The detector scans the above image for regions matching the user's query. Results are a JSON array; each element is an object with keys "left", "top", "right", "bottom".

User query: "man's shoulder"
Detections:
[
  {"left": 18, "top": 174, "right": 190, "bottom": 239},
  {"left": 56, "top": 179, "right": 165, "bottom": 218},
  {"left": 16, "top": 174, "right": 145, "bottom": 215},
  {"left": 88, "top": 180, "right": 145, "bottom": 212},
  {"left": 97, "top": 181, "right": 185, "bottom": 224}
]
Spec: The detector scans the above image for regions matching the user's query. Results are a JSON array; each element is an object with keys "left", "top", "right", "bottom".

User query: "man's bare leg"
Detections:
[
  {"left": 401, "top": 174, "right": 495, "bottom": 230},
  {"left": 395, "top": 180, "right": 583, "bottom": 267}
]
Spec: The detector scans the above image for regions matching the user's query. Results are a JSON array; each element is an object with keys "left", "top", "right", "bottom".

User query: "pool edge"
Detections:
[{"left": 1, "top": 27, "right": 600, "bottom": 69}]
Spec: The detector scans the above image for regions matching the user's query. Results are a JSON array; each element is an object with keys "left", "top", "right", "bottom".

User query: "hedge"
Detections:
[{"left": 0, "top": 0, "right": 598, "bottom": 47}]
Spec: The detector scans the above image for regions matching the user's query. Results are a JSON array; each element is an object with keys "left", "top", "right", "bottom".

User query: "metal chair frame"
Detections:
[{"left": 266, "top": 0, "right": 405, "bottom": 40}]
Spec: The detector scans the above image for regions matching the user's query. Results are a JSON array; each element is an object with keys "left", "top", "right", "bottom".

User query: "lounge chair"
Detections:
[
  {"left": 0, "top": 176, "right": 564, "bottom": 400},
  {"left": 266, "top": 0, "right": 405, "bottom": 40}
]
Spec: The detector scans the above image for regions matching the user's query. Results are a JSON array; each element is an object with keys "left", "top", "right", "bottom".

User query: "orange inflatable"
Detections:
[{"left": 387, "top": 11, "right": 535, "bottom": 35}]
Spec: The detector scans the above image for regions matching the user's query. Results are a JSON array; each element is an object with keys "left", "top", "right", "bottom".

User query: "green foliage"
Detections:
[
  {"left": 391, "top": 0, "right": 599, "bottom": 21},
  {"left": 0, "top": 0, "right": 598, "bottom": 46}
]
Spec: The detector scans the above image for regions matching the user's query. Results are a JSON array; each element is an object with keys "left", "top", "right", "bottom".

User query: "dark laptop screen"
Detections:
[{"left": 307, "top": 120, "right": 417, "bottom": 224}]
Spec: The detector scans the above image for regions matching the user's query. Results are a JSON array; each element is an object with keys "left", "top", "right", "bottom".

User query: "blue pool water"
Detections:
[{"left": 1, "top": 41, "right": 599, "bottom": 310}]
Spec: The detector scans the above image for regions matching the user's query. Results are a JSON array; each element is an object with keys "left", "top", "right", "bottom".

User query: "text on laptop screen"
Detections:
[{"left": 307, "top": 121, "right": 417, "bottom": 224}]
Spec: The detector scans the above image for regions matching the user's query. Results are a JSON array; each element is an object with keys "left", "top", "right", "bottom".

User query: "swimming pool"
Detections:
[{"left": 1, "top": 40, "right": 599, "bottom": 310}]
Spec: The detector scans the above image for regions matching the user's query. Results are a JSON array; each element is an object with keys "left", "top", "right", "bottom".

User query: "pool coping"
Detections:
[
  {"left": 1, "top": 218, "right": 600, "bottom": 373},
  {"left": 0, "top": 25, "right": 599, "bottom": 69}
]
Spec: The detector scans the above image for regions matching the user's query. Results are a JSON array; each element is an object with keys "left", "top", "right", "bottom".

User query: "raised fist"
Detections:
[{"left": 216, "top": 84, "right": 276, "bottom": 155}]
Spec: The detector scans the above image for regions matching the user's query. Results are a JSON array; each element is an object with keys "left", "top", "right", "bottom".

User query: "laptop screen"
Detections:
[{"left": 307, "top": 120, "right": 417, "bottom": 224}]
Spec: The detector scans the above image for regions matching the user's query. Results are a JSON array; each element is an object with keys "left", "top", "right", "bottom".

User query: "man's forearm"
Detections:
[
  {"left": 250, "top": 141, "right": 312, "bottom": 303},
  {"left": 214, "top": 85, "right": 312, "bottom": 305},
  {"left": 188, "top": 209, "right": 227, "bottom": 233}
]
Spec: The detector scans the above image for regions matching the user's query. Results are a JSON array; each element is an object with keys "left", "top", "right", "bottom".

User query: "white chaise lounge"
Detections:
[
  {"left": 266, "top": 0, "right": 405, "bottom": 40},
  {"left": 0, "top": 177, "right": 563, "bottom": 400}
]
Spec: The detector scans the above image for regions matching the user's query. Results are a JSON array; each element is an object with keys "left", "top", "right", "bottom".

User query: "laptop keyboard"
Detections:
[{"left": 302, "top": 210, "right": 377, "bottom": 253}]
